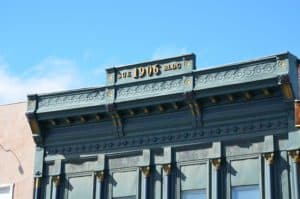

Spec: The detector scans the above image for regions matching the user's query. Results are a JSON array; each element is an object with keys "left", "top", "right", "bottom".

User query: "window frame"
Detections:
[
  {"left": 109, "top": 167, "right": 140, "bottom": 199},
  {"left": 63, "top": 171, "right": 95, "bottom": 199},
  {"left": 226, "top": 154, "right": 263, "bottom": 199},
  {"left": 0, "top": 184, "right": 14, "bottom": 199},
  {"left": 176, "top": 159, "right": 209, "bottom": 199}
]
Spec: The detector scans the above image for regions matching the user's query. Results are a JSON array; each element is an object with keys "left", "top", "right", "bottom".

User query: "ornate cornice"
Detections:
[{"left": 29, "top": 53, "right": 293, "bottom": 117}]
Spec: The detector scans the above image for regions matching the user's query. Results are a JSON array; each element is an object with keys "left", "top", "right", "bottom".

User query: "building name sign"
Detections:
[
  {"left": 106, "top": 54, "right": 195, "bottom": 85},
  {"left": 117, "top": 62, "right": 183, "bottom": 79}
]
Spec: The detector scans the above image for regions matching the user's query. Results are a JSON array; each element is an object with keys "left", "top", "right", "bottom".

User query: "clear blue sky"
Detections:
[{"left": 0, "top": 0, "right": 299, "bottom": 104}]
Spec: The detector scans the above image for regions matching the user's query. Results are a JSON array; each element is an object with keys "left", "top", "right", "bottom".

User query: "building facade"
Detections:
[
  {"left": 0, "top": 102, "right": 35, "bottom": 199},
  {"left": 26, "top": 53, "right": 300, "bottom": 199}
]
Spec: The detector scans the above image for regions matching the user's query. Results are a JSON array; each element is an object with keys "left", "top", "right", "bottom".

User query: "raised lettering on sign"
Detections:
[{"left": 117, "top": 62, "right": 183, "bottom": 80}]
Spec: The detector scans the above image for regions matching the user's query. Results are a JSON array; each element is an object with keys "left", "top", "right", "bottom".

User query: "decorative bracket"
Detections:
[
  {"left": 96, "top": 171, "right": 105, "bottom": 182},
  {"left": 264, "top": 152, "right": 275, "bottom": 165},
  {"left": 210, "top": 158, "right": 222, "bottom": 170},
  {"left": 52, "top": 175, "right": 60, "bottom": 187},
  {"left": 289, "top": 150, "right": 300, "bottom": 163},
  {"left": 162, "top": 164, "right": 172, "bottom": 176},
  {"left": 184, "top": 92, "right": 201, "bottom": 129},
  {"left": 295, "top": 100, "right": 300, "bottom": 128},
  {"left": 106, "top": 104, "right": 124, "bottom": 136},
  {"left": 278, "top": 75, "right": 294, "bottom": 100},
  {"left": 140, "top": 166, "right": 151, "bottom": 177}
]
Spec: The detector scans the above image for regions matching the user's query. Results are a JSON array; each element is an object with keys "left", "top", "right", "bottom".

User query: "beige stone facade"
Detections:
[{"left": 0, "top": 102, "right": 35, "bottom": 199}]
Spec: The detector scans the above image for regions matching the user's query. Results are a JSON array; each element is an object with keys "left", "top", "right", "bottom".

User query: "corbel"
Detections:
[
  {"left": 172, "top": 102, "right": 179, "bottom": 110},
  {"left": 210, "top": 96, "right": 218, "bottom": 104},
  {"left": 26, "top": 95, "right": 40, "bottom": 131},
  {"left": 162, "top": 164, "right": 172, "bottom": 176},
  {"left": 128, "top": 109, "right": 135, "bottom": 116},
  {"left": 263, "top": 88, "right": 271, "bottom": 97},
  {"left": 295, "top": 100, "right": 300, "bottom": 127},
  {"left": 79, "top": 116, "right": 86, "bottom": 123},
  {"left": 140, "top": 166, "right": 151, "bottom": 177},
  {"left": 49, "top": 119, "right": 57, "bottom": 126},
  {"left": 111, "top": 112, "right": 122, "bottom": 127},
  {"left": 188, "top": 103, "right": 195, "bottom": 116},
  {"left": 106, "top": 104, "right": 123, "bottom": 136},
  {"left": 289, "top": 150, "right": 300, "bottom": 163},
  {"left": 244, "top": 91, "right": 252, "bottom": 100},
  {"left": 184, "top": 92, "right": 201, "bottom": 117},
  {"left": 52, "top": 175, "right": 60, "bottom": 187},
  {"left": 263, "top": 152, "right": 275, "bottom": 165},
  {"left": 95, "top": 114, "right": 101, "bottom": 121},
  {"left": 96, "top": 171, "right": 105, "bottom": 182},
  {"left": 278, "top": 75, "right": 294, "bottom": 100},
  {"left": 210, "top": 158, "right": 222, "bottom": 170},
  {"left": 227, "top": 94, "right": 234, "bottom": 102},
  {"left": 26, "top": 95, "right": 42, "bottom": 144},
  {"left": 144, "top": 107, "right": 150, "bottom": 114},
  {"left": 64, "top": 118, "right": 71, "bottom": 125},
  {"left": 158, "top": 104, "right": 165, "bottom": 112}
]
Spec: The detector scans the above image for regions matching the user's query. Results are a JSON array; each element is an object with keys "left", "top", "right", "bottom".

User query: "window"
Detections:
[
  {"left": 232, "top": 185, "right": 259, "bottom": 199},
  {"left": 230, "top": 158, "right": 260, "bottom": 199},
  {"left": 112, "top": 170, "right": 137, "bottom": 199},
  {"left": 182, "top": 189, "right": 206, "bottom": 199},
  {"left": 180, "top": 164, "right": 207, "bottom": 199},
  {"left": 113, "top": 197, "right": 136, "bottom": 199},
  {"left": 0, "top": 184, "right": 14, "bottom": 199}
]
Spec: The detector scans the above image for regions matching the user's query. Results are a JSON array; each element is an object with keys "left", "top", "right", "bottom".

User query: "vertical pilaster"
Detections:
[
  {"left": 95, "top": 171, "right": 105, "bottom": 199},
  {"left": 141, "top": 166, "right": 151, "bottom": 199},
  {"left": 211, "top": 158, "right": 221, "bottom": 199},
  {"left": 264, "top": 153, "right": 274, "bottom": 199},
  {"left": 33, "top": 177, "right": 41, "bottom": 199},
  {"left": 289, "top": 150, "right": 300, "bottom": 199},
  {"left": 51, "top": 176, "right": 60, "bottom": 199},
  {"left": 162, "top": 164, "right": 172, "bottom": 199}
]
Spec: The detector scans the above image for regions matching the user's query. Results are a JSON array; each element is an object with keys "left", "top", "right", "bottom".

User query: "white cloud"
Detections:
[
  {"left": 0, "top": 56, "right": 80, "bottom": 105},
  {"left": 151, "top": 46, "right": 188, "bottom": 60}
]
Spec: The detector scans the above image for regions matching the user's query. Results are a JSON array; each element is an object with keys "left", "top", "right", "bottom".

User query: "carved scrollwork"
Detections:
[
  {"left": 117, "top": 79, "right": 183, "bottom": 100},
  {"left": 195, "top": 62, "right": 277, "bottom": 89},
  {"left": 39, "top": 90, "right": 106, "bottom": 110}
]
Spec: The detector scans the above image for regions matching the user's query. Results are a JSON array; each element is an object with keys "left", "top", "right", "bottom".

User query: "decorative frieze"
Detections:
[
  {"left": 194, "top": 62, "right": 280, "bottom": 90},
  {"left": 44, "top": 117, "right": 287, "bottom": 156},
  {"left": 116, "top": 78, "right": 183, "bottom": 101},
  {"left": 38, "top": 89, "right": 106, "bottom": 112}
]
